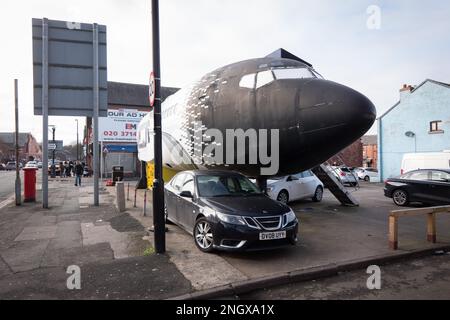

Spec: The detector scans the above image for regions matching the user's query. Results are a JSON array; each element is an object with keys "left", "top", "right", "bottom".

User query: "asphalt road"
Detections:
[
  {"left": 0, "top": 171, "right": 17, "bottom": 202},
  {"left": 240, "top": 253, "right": 450, "bottom": 300}
]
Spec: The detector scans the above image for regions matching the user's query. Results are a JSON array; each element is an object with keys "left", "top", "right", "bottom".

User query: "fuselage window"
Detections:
[
  {"left": 239, "top": 73, "right": 256, "bottom": 89},
  {"left": 256, "top": 70, "right": 275, "bottom": 89},
  {"left": 273, "top": 68, "right": 315, "bottom": 80}
]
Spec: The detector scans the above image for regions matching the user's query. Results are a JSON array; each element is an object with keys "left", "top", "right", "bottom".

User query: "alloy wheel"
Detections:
[
  {"left": 195, "top": 220, "right": 213, "bottom": 250},
  {"left": 393, "top": 190, "right": 408, "bottom": 206}
]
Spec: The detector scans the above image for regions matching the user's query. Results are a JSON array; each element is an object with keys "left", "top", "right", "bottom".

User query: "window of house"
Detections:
[{"left": 429, "top": 120, "right": 444, "bottom": 133}]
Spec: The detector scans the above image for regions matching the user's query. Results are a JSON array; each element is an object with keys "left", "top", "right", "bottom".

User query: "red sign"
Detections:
[{"left": 149, "top": 71, "right": 156, "bottom": 107}]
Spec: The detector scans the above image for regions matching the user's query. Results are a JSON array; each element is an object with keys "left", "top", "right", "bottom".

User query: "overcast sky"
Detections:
[{"left": 0, "top": 0, "right": 449, "bottom": 145}]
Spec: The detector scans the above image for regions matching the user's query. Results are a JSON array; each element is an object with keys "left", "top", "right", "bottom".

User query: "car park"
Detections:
[
  {"left": 384, "top": 169, "right": 450, "bottom": 206},
  {"left": 266, "top": 170, "right": 324, "bottom": 204},
  {"left": 164, "top": 170, "right": 299, "bottom": 252},
  {"left": 356, "top": 167, "right": 379, "bottom": 182}
]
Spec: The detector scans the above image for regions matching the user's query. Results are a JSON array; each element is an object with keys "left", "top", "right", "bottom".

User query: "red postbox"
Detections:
[{"left": 23, "top": 167, "right": 38, "bottom": 202}]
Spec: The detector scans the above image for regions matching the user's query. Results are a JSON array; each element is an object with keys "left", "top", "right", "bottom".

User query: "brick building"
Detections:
[
  {"left": 361, "top": 135, "right": 377, "bottom": 168},
  {"left": 0, "top": 132, "right": 42, "bottom": 163},
  {"left": 328, "top": 139, "right": 363, "bottom": 168}
]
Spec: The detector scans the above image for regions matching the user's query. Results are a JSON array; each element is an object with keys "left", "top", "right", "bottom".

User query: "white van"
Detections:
[{"left": 401, "top": 151, "right": 450, "bottom": 175}]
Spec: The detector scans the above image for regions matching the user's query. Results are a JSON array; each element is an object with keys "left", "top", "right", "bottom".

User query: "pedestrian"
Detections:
[
  {"left": 74, "top": 161, "right": 83, "bottom": 187},
  {"left": 60, "top": 161, "right": 66, "bottom": 178},
  {"left": 65, "top": 161, "right": 71, "bottom": 177}
]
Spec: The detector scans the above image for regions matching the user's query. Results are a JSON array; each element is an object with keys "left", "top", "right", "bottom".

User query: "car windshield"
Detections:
[{"left": 197, "top": 175, "right": 262, "bottom": 197}]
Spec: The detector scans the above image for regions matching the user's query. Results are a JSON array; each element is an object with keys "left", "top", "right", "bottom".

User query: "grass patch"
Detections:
[{"left": 143, "top": 246, "right": 155, "bottom": 256}]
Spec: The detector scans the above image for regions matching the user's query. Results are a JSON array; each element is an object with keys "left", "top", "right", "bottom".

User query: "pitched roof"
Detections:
[
  {"left": 107, "top": 81, "right": 179, "bottom": 107},
  {"left": 361, "top": 135, "right": 377, "bottom": 145},
  {"left": 379, "top": 79, "right": 450, "bottom": 120}
]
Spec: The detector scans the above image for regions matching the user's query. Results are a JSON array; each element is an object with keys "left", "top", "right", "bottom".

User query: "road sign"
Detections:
[
  {"left": 149, "top": 71, "right": 155, "bottom": 107},
  {"left": 32, "top": 18, "right": 108, "bottom": 117},
  {"left": 47, "top": 140, "right": 63, "bottom": 151}
]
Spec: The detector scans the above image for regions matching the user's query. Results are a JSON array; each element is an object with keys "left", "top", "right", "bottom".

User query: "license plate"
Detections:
[{"left": 259, "top": 231, "right": 286, "bottom": 241}]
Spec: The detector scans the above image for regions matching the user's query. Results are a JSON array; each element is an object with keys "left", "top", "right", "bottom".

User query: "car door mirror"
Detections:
[
  {"left": 179, "top": 190, "right": 193, "bottom": 198},
  {"left": 287, "top": 175, "right": 299, "bottom": 182}
]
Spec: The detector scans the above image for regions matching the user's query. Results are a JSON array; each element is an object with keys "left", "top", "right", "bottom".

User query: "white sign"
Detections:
[
  {"left": 99, "top": 108, "right": 149, "bottom": 142},
  {"left": 149, "top": 71, "right": 155, "bottom": 107}
]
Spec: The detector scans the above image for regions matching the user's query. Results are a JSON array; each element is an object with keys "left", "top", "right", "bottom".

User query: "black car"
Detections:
[
  {"left": 384, "top": 169, "right": 450, "bottom": 206},
  {"left": 165, "top": 170, "right": 299, "bottom": 252}
]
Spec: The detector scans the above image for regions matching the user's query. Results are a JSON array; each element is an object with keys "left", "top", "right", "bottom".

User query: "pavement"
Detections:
[
  {"left": 0, "top": 174, "right": 192, "bottom": 299},
  {"left": 1, "top": 172, "right": 449, "bottom": 300}
]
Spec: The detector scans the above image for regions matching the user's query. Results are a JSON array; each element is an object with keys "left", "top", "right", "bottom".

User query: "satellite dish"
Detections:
[{"left": 405, "top": 131, "right": 415, "bottom": 137}]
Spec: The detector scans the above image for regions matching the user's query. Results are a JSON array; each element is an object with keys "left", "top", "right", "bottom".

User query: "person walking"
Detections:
[
  {"left": 74, "top": 161, "right": 84, "bottom": 187},
  {"left": 60, "top": 161, "right": 66, "bottom": 178}
]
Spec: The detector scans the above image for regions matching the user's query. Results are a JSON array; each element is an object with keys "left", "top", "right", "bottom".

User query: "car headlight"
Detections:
[
  {"left": 216, "top": 212, "right": 246, "bottom": 226},
  {"left": 266, "top": 186, "right": 274, "bottom": 192},
  {"left": 283, "top": 209, "right": 297, "bottom": 227}
]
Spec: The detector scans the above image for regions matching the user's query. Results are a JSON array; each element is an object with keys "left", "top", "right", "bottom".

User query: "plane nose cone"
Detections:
[{"left": 299, "top": 79, "right": 376, "bottom": 137}]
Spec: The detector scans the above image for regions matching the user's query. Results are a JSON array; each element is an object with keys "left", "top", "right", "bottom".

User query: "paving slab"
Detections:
[
  {"left": 14, "top": 226, "right": 57, "bottom": 241},
  {"left": 0, "top": 240, "right": 50, "bottom": 272}
]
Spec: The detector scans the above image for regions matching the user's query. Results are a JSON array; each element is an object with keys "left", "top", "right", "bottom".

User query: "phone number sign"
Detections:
[{"left": 99, "top": 108, "right": 148, "bottom": 142}]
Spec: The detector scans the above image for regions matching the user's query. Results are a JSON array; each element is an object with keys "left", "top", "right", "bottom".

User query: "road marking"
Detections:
[{"left": 0, "top": 193, "right": 15, "bottom": 210}]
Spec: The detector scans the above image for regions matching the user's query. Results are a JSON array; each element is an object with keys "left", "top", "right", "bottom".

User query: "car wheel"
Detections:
[
  {"left": 392, "top": 189, "right": 409, "bottom": 206},
  {"left": 194, "top": 217, "right": 214, "bottom": 253},
  {"left": 277, "top": 190, "right": 289, "bottom": 204},
  {"left": 312, "top": 186, "right": 323, "bottom": 202},
  {"left": 364, "top": 176, "right": 370, "bottom": 182}
]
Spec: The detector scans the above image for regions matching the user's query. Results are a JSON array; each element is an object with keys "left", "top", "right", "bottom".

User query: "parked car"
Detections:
[
  {"left": 5, "top": 161, "right": 21, "bottom": 171},
  {"left": 37, "top": 161, "right": 43, "bottom": 168},
  {"left": 401, "top": 151, "right": 450, "bottom": 175},
  {"left": 384, "top": 169, "right": 450, "bottom": 206},
  {"left": 356, "top": 167, "right": 379, "bottom": 182},
  {"left": 25, "top": 161, "right": 39, "bottom": 169},
  {"left": 0, "top": 163, "right": 5, "bottom": 170},
  {"left": 265, "top": 170, "right": 324, "bottom": 204},
  {"left": 165, "top": 170, "right": 299, "bottom": 252},
  {"left": 47, "top": 160, "right": 61, "bottom": 175},
  {"left": 330, "top": 166, "right": 358, "bottom": 186}
]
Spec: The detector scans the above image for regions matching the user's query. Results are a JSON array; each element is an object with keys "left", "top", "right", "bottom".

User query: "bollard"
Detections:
[
  {"left": 127, "top": 183, "right": 130, "bottom": 201},
  {"left": 115, "top": 181, "right": 126, "bottom": 212},
  {"left": 143, "top": 189, "right": 147, "bottom": 216},
  {"left": 133, "top": 188, "right": 137, "bottom": 208}
]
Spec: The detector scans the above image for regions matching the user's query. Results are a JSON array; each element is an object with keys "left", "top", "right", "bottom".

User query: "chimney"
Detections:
[{"left": 399, "top": 84, "right": 413, "bottom": 101}]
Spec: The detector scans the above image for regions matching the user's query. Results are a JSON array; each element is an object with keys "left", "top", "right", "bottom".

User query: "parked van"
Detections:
[{"left": 401, "top": 151, "right": 450, "bottom": 175}]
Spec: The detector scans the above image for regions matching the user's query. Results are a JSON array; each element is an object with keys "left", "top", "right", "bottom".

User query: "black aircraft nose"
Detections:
[
  {"left": 298, "top": 79, "right": 376, "bottom": 136},
  {"left": 280, "top": 79, "right": 377, "bottom": 172}
]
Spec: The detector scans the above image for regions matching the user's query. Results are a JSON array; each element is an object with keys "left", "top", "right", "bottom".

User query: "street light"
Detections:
[
  {"left": 405, "top": 131, "right": 417, "bottom": 153},
  {"left": 75, "top": 119, "right": 79, "bottom": 161}
]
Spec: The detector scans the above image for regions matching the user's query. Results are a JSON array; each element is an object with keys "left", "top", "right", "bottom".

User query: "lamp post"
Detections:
[
  {"left": 48, "top": 125, "right": 56, "bottom": 178},
  {"left": 405, "top": 131, "right": 416, "bottom": 153},
  {"left": 75, "top": 119, "right": 79, "bottom": 160}
]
